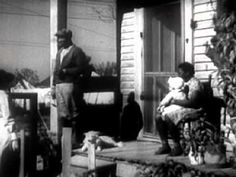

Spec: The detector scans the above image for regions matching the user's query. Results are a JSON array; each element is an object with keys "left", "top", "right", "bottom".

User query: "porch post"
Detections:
[
  {"left": 182, "top": 0, "right": 193, "bottom": 63},
  {"left": 50, "top": 1, "right": 70, "bottom": 177},
  {"left": 50, "top": 0, "right": 67, "bottom": 142},
  {"left": 134, "top": 8, "right": 144, "bottom": 108},
  {"left": 50, "top": 0, "right": 58, "bottom": 140}
]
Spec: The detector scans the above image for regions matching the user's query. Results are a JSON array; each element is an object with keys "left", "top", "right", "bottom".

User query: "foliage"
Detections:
[
  {"left": 15, "top": 68, "right": 40, "bottom": 86},
  {"left": 179, "top": 115, "right": 223, "bottom": 162},
  {"left": 134, "top": 159, "right": 228, "bottom": 177},
  {"left": 205, "top": 0, "right": 236, "bottom": 117}
]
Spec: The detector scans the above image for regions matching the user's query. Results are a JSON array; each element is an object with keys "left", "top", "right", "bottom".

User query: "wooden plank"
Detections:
[
  {"left": 19, "top": 130, "right": 25, "bottom": 177},
  {"left": 62, "top": 127, "right": 72, "bottom": 177},
  {"left": 194, "top": 36, "right": 212, "bottom": 46},
  {"left": 50, "top": 0, "right": 58, "bottom": 141},
  {"left": 123, "top": 12, "right": 135, "bottom": 19},
  {"left": 194, "top": 2, "right": 216, "bottom": 13},
  {"left": 121, "top": 25, "right": 135, "bottom": 33},
  {"left": 121, "top": 46, "right": 134, "bottom": 54},
  {"left": 71, "top": 156, "right": 115, "bottom": 169},
  {"left": 88, "top": 143, "right": 96, "bottom": 177},
  {"left": 195, "top": 62, "right": 217, "bottom": 71},
  {"left": 195, "top": 20, "right": 214, "bottom": 30},
  {"left": 120, "top": 82, "right": 135, "bottom": 90},
  {"left": 121, "top": 74, "right": 135, "bottom": 82},
  {"left": 121, "top": 39, "right": 135, "bottom": 46},
  {"left": 194, "top": 46, "right": 207, "bottom": 54},
  {"left": 184, "top": 0, "right": 193, "bottom": 63},
  {"left": 121, "top": 60, "right": 134, "bottom": 68},
  {"left": 195, "top": 70, "right": 216, "bottom": 80},
  {"left": 121, "top": 68, "right": 135, "bottom": 74},
  {"left": 194, "top": 11, "right": 215, "bottom": 21},
  {"left": 194, "top": 28, "right": 215, "bottom": 38},
  {"left": 121, "top": 53, "right": 134, "bottom": 60},
  {"left": 194, "top": 54, "right": 212, "bottom": 62},
  {"left": 121, "top": 32, "right": 135, "bottom": 40},
  {"left": 121, "top": 19, "right": 134, "bottom": 27},
  {"left": 194, "top": 0, "right": 216, "bottom": 5}
]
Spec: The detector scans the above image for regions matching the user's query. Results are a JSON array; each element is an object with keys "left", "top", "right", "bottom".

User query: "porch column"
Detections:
[
  {"left": 182, "top": 0, "right": 193, "bottom": 63},
  {"left": 50, "top": 0, "right": 67, "bottom": 141},
  {"left": 50, "top": 2, "right": 70, "bottom": 177}
]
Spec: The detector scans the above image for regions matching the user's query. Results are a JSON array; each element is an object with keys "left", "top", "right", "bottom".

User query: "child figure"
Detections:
[{"left": 157, "top": 77, "right": 187, "bottom": 118}]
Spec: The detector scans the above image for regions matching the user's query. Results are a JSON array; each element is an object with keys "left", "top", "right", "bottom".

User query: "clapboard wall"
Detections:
[
  {"left": 193, "top": 0, "right": 217, "bottom": 81},
  {"left": 120, "top": 12, "right": 136, "bottom": 103},
  {"left": 119, "top": 0, "right": 218, "bottom": 102}
]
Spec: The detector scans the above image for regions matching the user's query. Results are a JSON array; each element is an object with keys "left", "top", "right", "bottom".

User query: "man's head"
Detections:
[
  {"left": 55, "top": 28, "right": 73, "bottom": 48},
  {"left": 178, "top": 62, "right": 195, "bottom": 82}
]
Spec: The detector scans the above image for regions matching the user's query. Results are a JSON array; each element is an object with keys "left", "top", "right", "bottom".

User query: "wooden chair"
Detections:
[
  {"left": 9, "top": 93, "right": 38, "bottom": 177},
  {"left": 178, "top": 81, "right": 226, "bottom": 155}
]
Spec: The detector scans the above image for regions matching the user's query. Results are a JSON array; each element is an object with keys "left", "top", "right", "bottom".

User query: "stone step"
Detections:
[{"left": 71, "top": 155, "right": 116, "bottom": 177}]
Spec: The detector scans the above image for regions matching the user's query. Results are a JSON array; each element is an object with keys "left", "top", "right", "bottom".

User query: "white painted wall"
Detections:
[
  {"left": 0, "top": 0, "right": 116, "bottom": 81},
  {"left": 68, "top": 0, "right": 116, "bottom": 66},
  {"left": 192, "top": 0, "right": 217, "bottom": 81},
  {"left": 0, "top": 0, "right": 50, "bottom": 81}
]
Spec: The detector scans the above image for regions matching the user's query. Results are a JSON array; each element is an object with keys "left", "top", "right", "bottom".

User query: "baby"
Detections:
[{"left": 157, "top": 77, "right": 187, "bottom": 117}]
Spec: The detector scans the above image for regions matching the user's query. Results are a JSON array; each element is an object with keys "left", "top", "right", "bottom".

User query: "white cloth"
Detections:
[
  {"left": 60, "top": 45, "right": 73, "bottom": 64},
  {"left": 0, "top": 91, "right": 11, "bottom": 167}
]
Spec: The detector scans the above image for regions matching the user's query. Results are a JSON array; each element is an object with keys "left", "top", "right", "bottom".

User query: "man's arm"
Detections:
[{"left": 64, "top": 47, "right": 87, "bottom": 75}]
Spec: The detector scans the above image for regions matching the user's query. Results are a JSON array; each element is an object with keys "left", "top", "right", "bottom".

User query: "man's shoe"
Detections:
[
  {"left": 169, "top": 146, "right": 183, "bottom": 156},
  {"left": 155, "top": 145, "right": 171, "bottom": 155}
]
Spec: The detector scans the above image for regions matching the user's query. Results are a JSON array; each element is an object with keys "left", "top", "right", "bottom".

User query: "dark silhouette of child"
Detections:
[{"left": 120, "top": 92, "right": 143, "bottom": 141}]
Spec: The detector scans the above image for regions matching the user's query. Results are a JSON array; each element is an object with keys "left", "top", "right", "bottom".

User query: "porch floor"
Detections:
[{"left": 72, "top": 140, "right": 236, "bottom": 177}]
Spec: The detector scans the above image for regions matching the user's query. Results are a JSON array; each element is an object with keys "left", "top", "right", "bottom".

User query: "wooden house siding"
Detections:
[
  {"left": 193, "top": 0, "right": 217, "bottom": 81},
  {"left": 120, "top": 1, "right": 218, "bottom": 101},
  {"left": 120, "top": 12, "right": 136, "bottom": 102}
]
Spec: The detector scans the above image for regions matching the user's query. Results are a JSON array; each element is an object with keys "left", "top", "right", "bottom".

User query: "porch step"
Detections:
[
  {"left": 116, "top": 161, "right": 138, "bottom": 177},
  {"left": 70, "top": 155, "right": 140, "bottom": 177},
  {"left": 71, "top": 155, "right": 116, "bottom": 177}
]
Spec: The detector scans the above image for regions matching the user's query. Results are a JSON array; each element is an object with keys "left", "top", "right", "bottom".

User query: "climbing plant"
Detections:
[{"left": 205, "top": 0, "right": 236, "bottom": 130}]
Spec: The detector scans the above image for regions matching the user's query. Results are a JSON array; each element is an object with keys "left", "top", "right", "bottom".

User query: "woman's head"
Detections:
[
  {"left": 0, "top": 70, "right": 15, "bottom": 90},
  {"left": 178, "top": 62, "right": 195, "bottom": 82}
]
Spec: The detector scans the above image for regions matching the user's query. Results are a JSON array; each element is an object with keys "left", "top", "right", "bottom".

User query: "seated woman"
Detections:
[
  {"left": 0, "top": 70, "right": 19, "bottom": 177},
  {"left": 155, "top": 62, "right": 204, "bottom": 156}
]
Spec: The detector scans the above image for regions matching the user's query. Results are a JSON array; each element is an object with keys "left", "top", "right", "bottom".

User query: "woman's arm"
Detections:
[{"left": 171, "top": 90, "right": 202, "bottom": 108}]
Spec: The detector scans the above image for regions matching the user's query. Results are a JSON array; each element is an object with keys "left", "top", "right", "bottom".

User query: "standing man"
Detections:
[
  {"left": 52, "top": 28, "right": 88, "bottom": 176},
  {"left": 52, "top": 28, "right": 87, "bottom": 144}
]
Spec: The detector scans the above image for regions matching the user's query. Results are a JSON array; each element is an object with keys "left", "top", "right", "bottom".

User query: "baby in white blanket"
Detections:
[{"left": 157, "top": 77, "right": 187, "bottom": 117}]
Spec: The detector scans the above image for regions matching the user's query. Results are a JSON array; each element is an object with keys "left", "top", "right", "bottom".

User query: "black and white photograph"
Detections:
[{"left": 0, "top": 0, "right": 236, "bottom": 176}]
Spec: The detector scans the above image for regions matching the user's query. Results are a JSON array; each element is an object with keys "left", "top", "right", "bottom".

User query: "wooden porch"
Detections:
[{"left": 71, "top": 140, "right": 236, "bottom": 177}]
